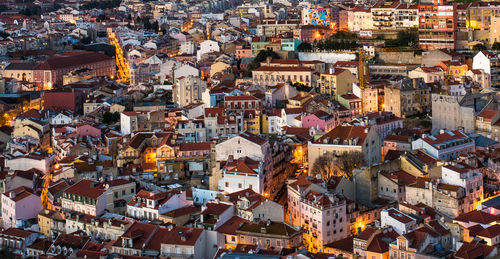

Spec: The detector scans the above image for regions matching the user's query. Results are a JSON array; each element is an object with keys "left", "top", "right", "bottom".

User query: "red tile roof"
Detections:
[
  {"left": 64, "top": 179, "right": 106, "bottom": 199},
  {"left": 315, "top": 125, "right": 370, "bottom": 145},
  {"left": 477, "top": 224, "right": 500, "bottom": 238}
]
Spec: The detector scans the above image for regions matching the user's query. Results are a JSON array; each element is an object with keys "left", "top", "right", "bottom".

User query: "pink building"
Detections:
[
  {"left": 76, "top": 124, "right": 101, "bottom": 138},
  {"left": 2, "top": 187, "right": 43, "bottom": 229},
  {"left": 301, "top": 110, "right": 337, "bottom": 132},
  {"left": 235, "top": 45, "right": 252, "bottom": 59}
]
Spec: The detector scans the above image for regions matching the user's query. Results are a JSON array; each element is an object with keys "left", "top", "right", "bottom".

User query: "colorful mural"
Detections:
[{"left": 307, "top": 8, "right": 331, "bottom": 27}]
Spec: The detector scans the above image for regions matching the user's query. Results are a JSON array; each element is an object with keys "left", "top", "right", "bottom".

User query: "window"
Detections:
[{"left": 225, "top": 182, "right": 229, "bottom": 187}]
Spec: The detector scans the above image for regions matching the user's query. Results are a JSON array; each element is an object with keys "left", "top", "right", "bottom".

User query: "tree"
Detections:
[
  {"left": 492, "top": 42, "right": 500, "bottom": 51},
  {"left": 311, "top": 151, "right": 363, "bottom": 181},
  {"left": 473, "top": 43, "right": 487, "bottom": 52},
  {"left": 297, "top": 42, "right": 313, "bottom": 52},
  {"left": 102, "top": 111, "right": 113, "bottom": 124},
  {"left": 248, "top": 49, "right": 280, "bottom": 70}
]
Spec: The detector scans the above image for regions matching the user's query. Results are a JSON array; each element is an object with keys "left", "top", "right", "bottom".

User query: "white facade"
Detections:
[
  {"left": 380, "top": 208, "right": 417, "bottom": 235},
  {"left": 215, "top": 133, "right": 270, "bottom": 162},
  {"left": 5, "top": 155, "right": 55, "bottom": 174},
  {"left": 197, "top": 40, "right": 220, "bottom": 61},
  {"left": 50, "top": 113, "right": 73, "bottom": 126},
  {"left": 180, "top": 41, "right": 196, "bottom": 55},
  {"left": 412, "top": 130, "right": 475, "bottom": 160},
  {"left": 218, "top": 164, "right": 263, "bottom": 194},
  {"left": 441, "top": 164, "right": 483, "bottom": 211},
  {"left": 120, "top": 113, "right": 135, "bottom": 135}
]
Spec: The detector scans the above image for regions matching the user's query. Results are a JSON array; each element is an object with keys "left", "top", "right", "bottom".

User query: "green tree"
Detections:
[
  {"left": 102, "top": 111, "right": 113, "bottom": 124},
  {"left": 249, "top": 49, "right": 280, "bottom": 70},
  {"left": 492, "top": 42, "right": 500, "bottom": 51},
  {"left": 297, "top": 42, "right": 313, "bottom": 52},
  {"left": 473, "top": 43, "right": 487, "bottom": 52}
]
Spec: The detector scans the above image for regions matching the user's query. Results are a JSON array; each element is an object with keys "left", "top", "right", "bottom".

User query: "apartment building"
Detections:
[
  {"left": 252, "top": 66, "right": 315, "bottom": 87},
  {"left": 318, "top": 68, "right": 357, "bottom": 100},
  {"left": 371, "top": 1, "right": 400, "bottom": 30},
  {"left": 418, "top": 1, "right": 457, "bottom": 50},
  {"left": 473, "top": 50, "right": 500, "bottom": 88},
  {"left": 412, "top": 129, "right": 475, "bottom": 160},
  {"left": 287, "top": 176, "right": 348, "bottom": 252},
  {"left": 441, "top": 163, "right": 483, "bottom": 212},
  {"left": 384, "top": 78, "right": 430, "bottom": 118}
]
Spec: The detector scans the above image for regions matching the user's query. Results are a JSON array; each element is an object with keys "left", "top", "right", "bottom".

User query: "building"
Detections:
[
  {"left": 318, "top": 68, "right": 356, "bottom": 99},
  {"left": 287, "top": 176, "right": 348, "bottom": 252},
  {"left": 127, "top": 189, "right": 192, "bottom": 221},
  {"left": 43, "top": 89, "right": 85, "bottom": 114},
  {"left": 120, "top": 110, "right": 165, "bottom": 135},
  {"left": 380, "top": 208, "right": 417, "bottom": 235},
  {"left": 308, "top": 125, "right": 381, "bottom": 168},
  {"left": 473, "top": 50, "right": 500, "bottom": 88},
  {"left": 353, "top": 226, "right": 399, "bottom": 259},
  {"left": 173, "top": 76, "right": 207, "bottom": 107},
  {"left": 384, "top": 78, "right": 430, "bottom": 118},
  {"left": 252, "top": 66, "right": 315, "bottom": 87},
  {"left": 218, "top": 156, "right": 265, "bottom": 194},
  {"left": 34, "top": 51, "right": 115, "bottom": 88},
  {"left": 2, "top": 187, "right": 42, "bottom": 229},
  {"left": 408, "top": 66, "right": 445, "bottom": 83},
  {"left": 226, "top": 188, "right": 284, "bottom": 222},
  {"left": 418, "top": 1, "right": 457, "bottom": 50},
  {"left": 412, "top": 129, "right": 475, "bottom": 160},
  {"left": 371, "top": 1, "right": 400, "bottom": 30},
  {"left": 60, "top": 179, "right": 136, "bottom": 216},
  {"left": 441, "top": 163, "right": 483, "bottom": 212}
]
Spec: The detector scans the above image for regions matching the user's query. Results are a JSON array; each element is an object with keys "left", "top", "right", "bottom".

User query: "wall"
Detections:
[
  {"left": 298, "top": 52, "right": 356, "bottom": 64},
  {"left": 378, "top": 51, "right": 422, "bottom": 64}
]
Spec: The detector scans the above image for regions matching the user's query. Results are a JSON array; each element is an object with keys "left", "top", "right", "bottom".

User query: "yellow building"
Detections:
[
  {"left": 436, "top": 61, "right": 469, "bottom": 79},
  {"left": 210, "top": 61, "right": 231, "bottom": 77},
  {"left": 243, "top": 109, "right": 261, "bottom": 134},
  {"left": 38, "top": 209, "right": 66, "bottom": 238},
  {"left": 468, "top": 3, "right": 500, "bottom": 30},
  {"left": 319, "top": 68, "right": 357, "bottom": 100}
]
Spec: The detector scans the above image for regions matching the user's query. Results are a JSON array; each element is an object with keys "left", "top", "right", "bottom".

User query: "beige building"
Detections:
[
  {"left": 308, "top": 125, "right": 381, "bottom": 168},
  {"left": 252, "top": 66, "right": 315, "bottom": 87},
  {"left": 173, "top": 75, "right": 207, "bottom": 107},
  {"left": 384, "top": 78, "right": 430, "bottom": 118},
  {"left": 408, "top": 66, "right": 445, "bottom": 83}
]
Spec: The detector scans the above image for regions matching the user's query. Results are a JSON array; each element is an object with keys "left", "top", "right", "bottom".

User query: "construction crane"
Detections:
[{"left": 358, "top": 47, "right": 366, "bottom": 114}]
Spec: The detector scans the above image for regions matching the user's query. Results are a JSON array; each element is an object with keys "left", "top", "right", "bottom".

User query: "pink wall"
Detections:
[
  {"left": 77, "top": 124, "right": 101, "bottom": 138},
  {"left": 302, "top": 114, "right": 337, "bottom": 132}
]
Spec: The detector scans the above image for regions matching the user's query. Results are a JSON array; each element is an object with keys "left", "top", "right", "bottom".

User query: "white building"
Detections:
[
  {"left": 412, "top": 129, "right": 475, "bottom": 160},
  {"left": 173, "top": 76, "right": 207, "bottom": 107},
  {"left": 197, "top": 40, "right": 220, "bottom": 61},
  {"left": 5, "top": 153, "right": 56, "bottom": 174},
  {"left": 218, "top": 156, "right": 264, "bottom": 194},
  {"left": 50, "top": 112, "right": 73, "bottom": 126},
  {"left": 180, "top": 41, "right": 196, "bottom": 55},
  {"left": 473, "top": 50, "right": 499, "bottom": 88},
  {"left": 441, "top": 163, "right": 483, "bottom": 212},
  {"left": 380, "top": 208, "right": 417, "bottom": 235},
  {"left": 287, "top": 175, "right": 348, "bottom": 252},
  {"left": 127, "top": 189, "right": 193, "bottom": 220}
]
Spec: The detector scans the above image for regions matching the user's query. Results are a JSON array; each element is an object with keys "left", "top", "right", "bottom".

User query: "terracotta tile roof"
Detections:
[
  {"left": 254, "top": 66, "right": 312, "bottom": 72},
  {"left": 113, "top": 221, "right": 157, "bottom": 250},
  {"left": 238, "top": 131, "right": 267, "bottom": 146},
  {"left": 202, "top": 202, "right": 232, "bottom": 216},
  {"left": 380, "top": 170, "right": 416, "bottom": 186},
  {"left": 455, "top": 240, "right": 496, "bottom": 259},
  {"left": 64, "top": 179, "right": 106, "bottom": 199},
  {"left": 161, "top": 206, "right": 200, "bottom": 218},
  {"left": 53, "top": 232, "right": 90, "bottom": 249},
  {"left": 421, "top": 130, "right": 469, "bottom": 147},
  {"left": 2, "top": 228, "right": 33, "bottom": 238},
  {"left": 225, "top": 157, "right": 260, "bottom": 175},
  {"left": 225, "top": 95, "right": 260, "bottom": 101},
  {"left": 4, "top": 186, "right": 35, "bottom": 202},
  {"left": 146, "top": 226, "right": 203, "bottom": 248},
  {"left": 384, "top": 134, "right": 411, "bottom": 142},
  {"left": 324, "top": 236, "right": 353, "bottom": 253},
  {"left": 237, "top": 221, "right": 301, "bottom": 236},
  {"left": 315, "top": 125, "right": 370, "bottom": 145},
  {"left": 35, "top": 51, "right": 112, "bottom": 70},
  {"left": 477, "top": 224, "right": 500, "bottom": 238},
  {"left": 478, "top": 109, "right": 498, "bottom": 122},
  {"left": 454, "top": 210, "right": 499, "bottom": 225},
  {"left": 216, "top": 216, "right": 248, "bottom": 235},
  {"left": 179, "top": 142, "right": 211, "bottom": 151}
]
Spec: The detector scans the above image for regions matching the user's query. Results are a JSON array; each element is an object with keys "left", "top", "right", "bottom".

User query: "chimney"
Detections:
[
  {"left": 440, "top": 129, "right": 445, "bottom": 134},
  {"left": 364, "top": 128, "right": 369, "bottom": 134},
  {"left": 329, "top": 67, "right": 335, "bottom": 74},
  {"left": 9, "top": 191, "right": 15, "bottom": 199}
]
